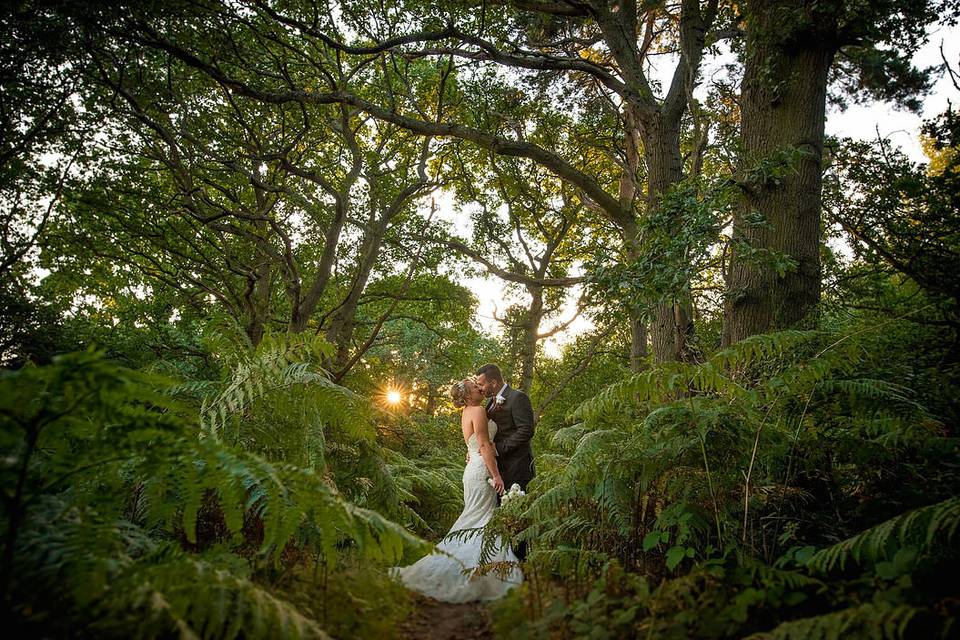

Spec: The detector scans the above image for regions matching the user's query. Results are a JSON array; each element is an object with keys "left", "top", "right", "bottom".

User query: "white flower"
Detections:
[{"left": 500, "top": 483, "right": 526, "bottom": 504}]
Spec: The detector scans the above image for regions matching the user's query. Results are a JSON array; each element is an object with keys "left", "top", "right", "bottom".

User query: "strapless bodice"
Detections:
[{"left": 467, "top": 419, "right": 498, "bottom": 455}]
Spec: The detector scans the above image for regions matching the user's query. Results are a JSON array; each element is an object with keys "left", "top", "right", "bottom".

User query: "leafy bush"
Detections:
[
  {"left": 0, "top": 349, "right": 428, "bottom": 638},
  {"left": 492, "top": 318, "right": 960, "bottom": 638}
]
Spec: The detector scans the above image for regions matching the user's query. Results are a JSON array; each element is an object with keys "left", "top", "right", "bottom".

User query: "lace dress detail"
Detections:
[{"left": 390, "top": 420, "right": 522, "bottom": 602}]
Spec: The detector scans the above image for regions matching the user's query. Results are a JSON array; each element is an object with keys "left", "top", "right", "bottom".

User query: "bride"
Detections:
[{"left": 391, "top": 376, "right": 522, "bottom": 602}]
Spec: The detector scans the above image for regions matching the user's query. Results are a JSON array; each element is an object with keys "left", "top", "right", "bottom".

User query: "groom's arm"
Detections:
[{"left": 496, "top": 391, "right": 535, "bottom": 457}]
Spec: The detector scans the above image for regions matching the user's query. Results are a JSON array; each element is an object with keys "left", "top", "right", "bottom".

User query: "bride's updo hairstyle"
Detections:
[{"left": 449, "top": 378, "right": 473, "bottom": 408}]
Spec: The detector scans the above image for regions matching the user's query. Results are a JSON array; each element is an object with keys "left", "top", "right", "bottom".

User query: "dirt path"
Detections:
[{"left": 399, "top": 594, "right": 494, "bottom": 640}]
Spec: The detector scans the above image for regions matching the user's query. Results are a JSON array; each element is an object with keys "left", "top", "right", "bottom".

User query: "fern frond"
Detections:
[
  {"left": 105, "top": 550, "right": 332, "bottom": 640},
  {"left": 710, "top": 330, "right": 823, "bottom": 371},
  {"left": 14, "top": 498, "right": 330, "bottom": 639},
  {"left": 569, "top": 332, "right": 822, "bottom": 424},
  {"left": 527, "top": 547, "right": 612, "bottom": 574},
  {"left": 568, "top": 362, "right": 702, "bottom": 424},
  {"left": 739, "top": 556, "right": 825, "bottom": 591},
  {"left": 816, "top": 378, "right": 917, "bottom": 407},
  {"left": 198, "top": 334, "right": 355, "bottom": 441},
  {"left": 551, "top": 424, "right": 590, "bottom": 451},
  {"left": 807, "top": 496, "right": 960, "bottom": 573},
  {"left": 745, "top": 601, "right": 933, "bottom": 640}
]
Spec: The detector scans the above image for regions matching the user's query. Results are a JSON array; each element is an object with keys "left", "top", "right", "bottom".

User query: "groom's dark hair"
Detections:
[{"left": 475, "top": 363, "right": 503, "bottom": 383}]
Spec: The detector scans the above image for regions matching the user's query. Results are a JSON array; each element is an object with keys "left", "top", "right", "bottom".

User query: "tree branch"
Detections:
[
  {"left": 433, "top": 237, "right": 587, "bottom": 287},
  {"left": 125, "top": 22, "right": 634, "bottom": 228}
]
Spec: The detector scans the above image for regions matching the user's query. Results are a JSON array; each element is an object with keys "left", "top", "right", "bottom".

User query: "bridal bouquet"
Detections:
[
  {"left": 500, "top": 483, "right": 526, "bottom": 504},
  {"left": 486, "top": 480, "right": 525, "bottom": 502}
]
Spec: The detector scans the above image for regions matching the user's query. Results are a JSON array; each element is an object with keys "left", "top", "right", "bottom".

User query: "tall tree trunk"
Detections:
[
  {"left": 629, "top": 313, "right": 649, "bottom": 371},
  {"left": 620, "top": 114, "right": 649, "bottom": 372},
  {"left": 642, "top": 116, "right": 696, "bottom": 363},
  {"left": 288, "top": 204, "right": 346, "bottom": 333},
  {"left": 597, "top": 0, "right": 718, "bottom": 365},
  {"left": 286, "top": 105, "right": 362, "bottom": 334},
  {"left": 724, "top": 0, "right": 837, "bottom": 345},
  {"left": 245, "top": 222, "right": 274, "bottom": 347},
  {"left": 326, "top": 219, "right": 388, "bottom": 369},
  {"left": 244, "top": 266, "right": 271, "bottom": 347},
  {"left": 623, "top": 233, "right": 650, "bottom": 371},
  {"left": 518, "top": 284, "right": 544, "bottom": 393}
]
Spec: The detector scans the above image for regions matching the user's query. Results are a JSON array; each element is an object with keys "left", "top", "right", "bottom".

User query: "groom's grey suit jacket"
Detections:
[{"left": 488, "top": 384, "right": 536, "bottom": 492}]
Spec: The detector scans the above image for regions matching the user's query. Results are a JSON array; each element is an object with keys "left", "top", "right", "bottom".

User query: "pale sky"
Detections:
[{"left": 445, "top": 27, "right": 960, "bottom": 358}]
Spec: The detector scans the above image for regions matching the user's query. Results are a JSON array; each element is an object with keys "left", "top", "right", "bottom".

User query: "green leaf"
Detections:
[
  {"left": 642, "top": 531, "right": 661, "bottom": 551},
  {"left": 794, "top": 545, "right": 816, "bottom": 565},
  {"left": 666, "top": 546, "right": 687, "bottom": 570}
]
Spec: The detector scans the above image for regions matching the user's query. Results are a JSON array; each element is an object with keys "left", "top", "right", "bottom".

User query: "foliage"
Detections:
[
  {"left": 0, "top": 351, "right": 428, "bottom": 638},
  {"left": 3, "top": 1, "right": 960, "bottom": 638},
  {"left": 490, "top": 316, "right": 960, "bottom": 638},
  {"left": 826, "top": 129, "right": 960, "bottom": 312},
  {"left": 587, "top": 176, "right": 733, "bottom": 322},
  {"left": 805, "top": 495, "right": 960, "bottom": 573}
]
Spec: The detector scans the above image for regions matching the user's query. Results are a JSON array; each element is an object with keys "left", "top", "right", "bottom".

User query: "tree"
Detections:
[
  {"left": 102, "top": 0, "right": 730, "bottom": 364},
  {"left": 441, "top": 147, "right": 588, "bottom": 391},
  {"left": 723, "top": 0, "right": 956, "bottom": 344},
  {"left": 48, "top": 14, "right": 450, "bottom": 381},
  {"left": 827, "top": 109, "right": 960, "bottom": 322},
  {"left": 352, "top": 274, "right": 498, "bottom": 414},
  {"left": 0, "top": 4, "right": 91, "bottom": 277}
]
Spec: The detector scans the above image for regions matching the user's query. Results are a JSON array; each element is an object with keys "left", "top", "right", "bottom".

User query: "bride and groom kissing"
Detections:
[{"left": 391, "top": 364, "right": 534, "bottom": 602}]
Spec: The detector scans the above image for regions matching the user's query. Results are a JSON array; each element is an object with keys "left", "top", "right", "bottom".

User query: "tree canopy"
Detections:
[{"left": 2, "top": 1, "right": 960, "bottom": 638}]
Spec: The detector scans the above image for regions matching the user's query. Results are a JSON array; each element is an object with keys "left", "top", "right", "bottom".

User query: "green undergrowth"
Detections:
[
  {"left": 0, "top": 334, "right": 443, "bottom": 638},
  {"left": 485, "top": 315, "right": 960, "bottom": 639}
]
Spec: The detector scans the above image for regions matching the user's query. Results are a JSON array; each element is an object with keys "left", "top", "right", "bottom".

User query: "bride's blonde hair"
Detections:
[{"left": 449, "top": 377, "right": 475, "bottom": 408}]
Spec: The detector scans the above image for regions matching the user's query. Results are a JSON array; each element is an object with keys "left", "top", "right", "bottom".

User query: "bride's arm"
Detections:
[{"left": 471, "top": 408, "right": 505, "bottom": 495}]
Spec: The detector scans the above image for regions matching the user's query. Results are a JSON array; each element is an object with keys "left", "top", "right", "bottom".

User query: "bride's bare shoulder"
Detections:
[
  {"left": 462, "top": 405, "right": 485, "bottom": 418},
  {"left": 461, "top": 405, "right": 485, "bottom": 425}
]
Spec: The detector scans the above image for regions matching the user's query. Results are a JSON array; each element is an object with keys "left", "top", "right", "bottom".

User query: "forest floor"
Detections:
[{"left": 399, "top": 593, "right": 494, "bottom": 640}]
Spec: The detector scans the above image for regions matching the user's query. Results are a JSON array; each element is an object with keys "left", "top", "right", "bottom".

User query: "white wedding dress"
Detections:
[{"left": 391, "top": 420, "right": 523, "bottom": 602}]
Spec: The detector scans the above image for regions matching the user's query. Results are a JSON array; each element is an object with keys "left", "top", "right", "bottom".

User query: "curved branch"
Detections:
[
  {"left": 403, "top": 39, "right": 628, "bottom": 98},
  {"left": 250, "top": 1, "right": 461, "bottom": 55},
  {"left": 508, "top": 0, "right": 593, "bottom": 17},
  {"left": 434, "top": 237, "right": 587, "bottom": 287},
  {"left": 126, "top": 23, "right": 635, "bottom": 229},
  {"left": 537, "top": 301, "right": 583, "bottom": 338}
]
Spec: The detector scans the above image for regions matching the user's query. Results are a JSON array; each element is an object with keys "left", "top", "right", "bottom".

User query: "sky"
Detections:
[{"left": 448, "top": 25, "right": 960, "bottom": 358}]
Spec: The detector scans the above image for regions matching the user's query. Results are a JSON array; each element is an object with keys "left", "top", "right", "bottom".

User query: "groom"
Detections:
[{"left": 475, "top": 363, "right": 535, "bottom": 560}]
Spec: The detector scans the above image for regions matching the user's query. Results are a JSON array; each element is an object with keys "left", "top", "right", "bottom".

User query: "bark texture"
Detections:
[
  {"left": 518, "top": 284, "right": 544, "bottom": 393},
  {"left": 641, "top": 116, "right": 696, "bottom": 363},
  {"left": 724, "top": 0, "right": 838, "bottom": 345}
]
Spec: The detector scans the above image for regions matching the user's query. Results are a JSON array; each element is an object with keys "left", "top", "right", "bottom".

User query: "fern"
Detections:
[
  {"left": 569, "top": 330, "right": 833, "bottom": 425},
  {"left": 551, "top": 424, "right": 590, "bottom": 451},
  {"left": 378, "top": 447, "right": 461, "bottom": 534},
  {"left": 709, "top": 330, "right": 825, "bottom": 371},
  {"left": 738, "top": 556, "right": 825, "bottom": 592},
  {"left": 806, "top": 496, "right": 960, "bottom": 573},
  {"left": 514, "top": 320, "right": 958, "bottom": 636},
  {"left": 1, "top": 352, "right": 429, "bottom": 637},
  {"left": 14, "top": 499, "right": 330, "bottom": 639},
  {"left": 197, "top": 333, "right": 356, "bottom": 442},
  {"left": 745, "top": 601, "right": 938, "bottom": 640}
]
